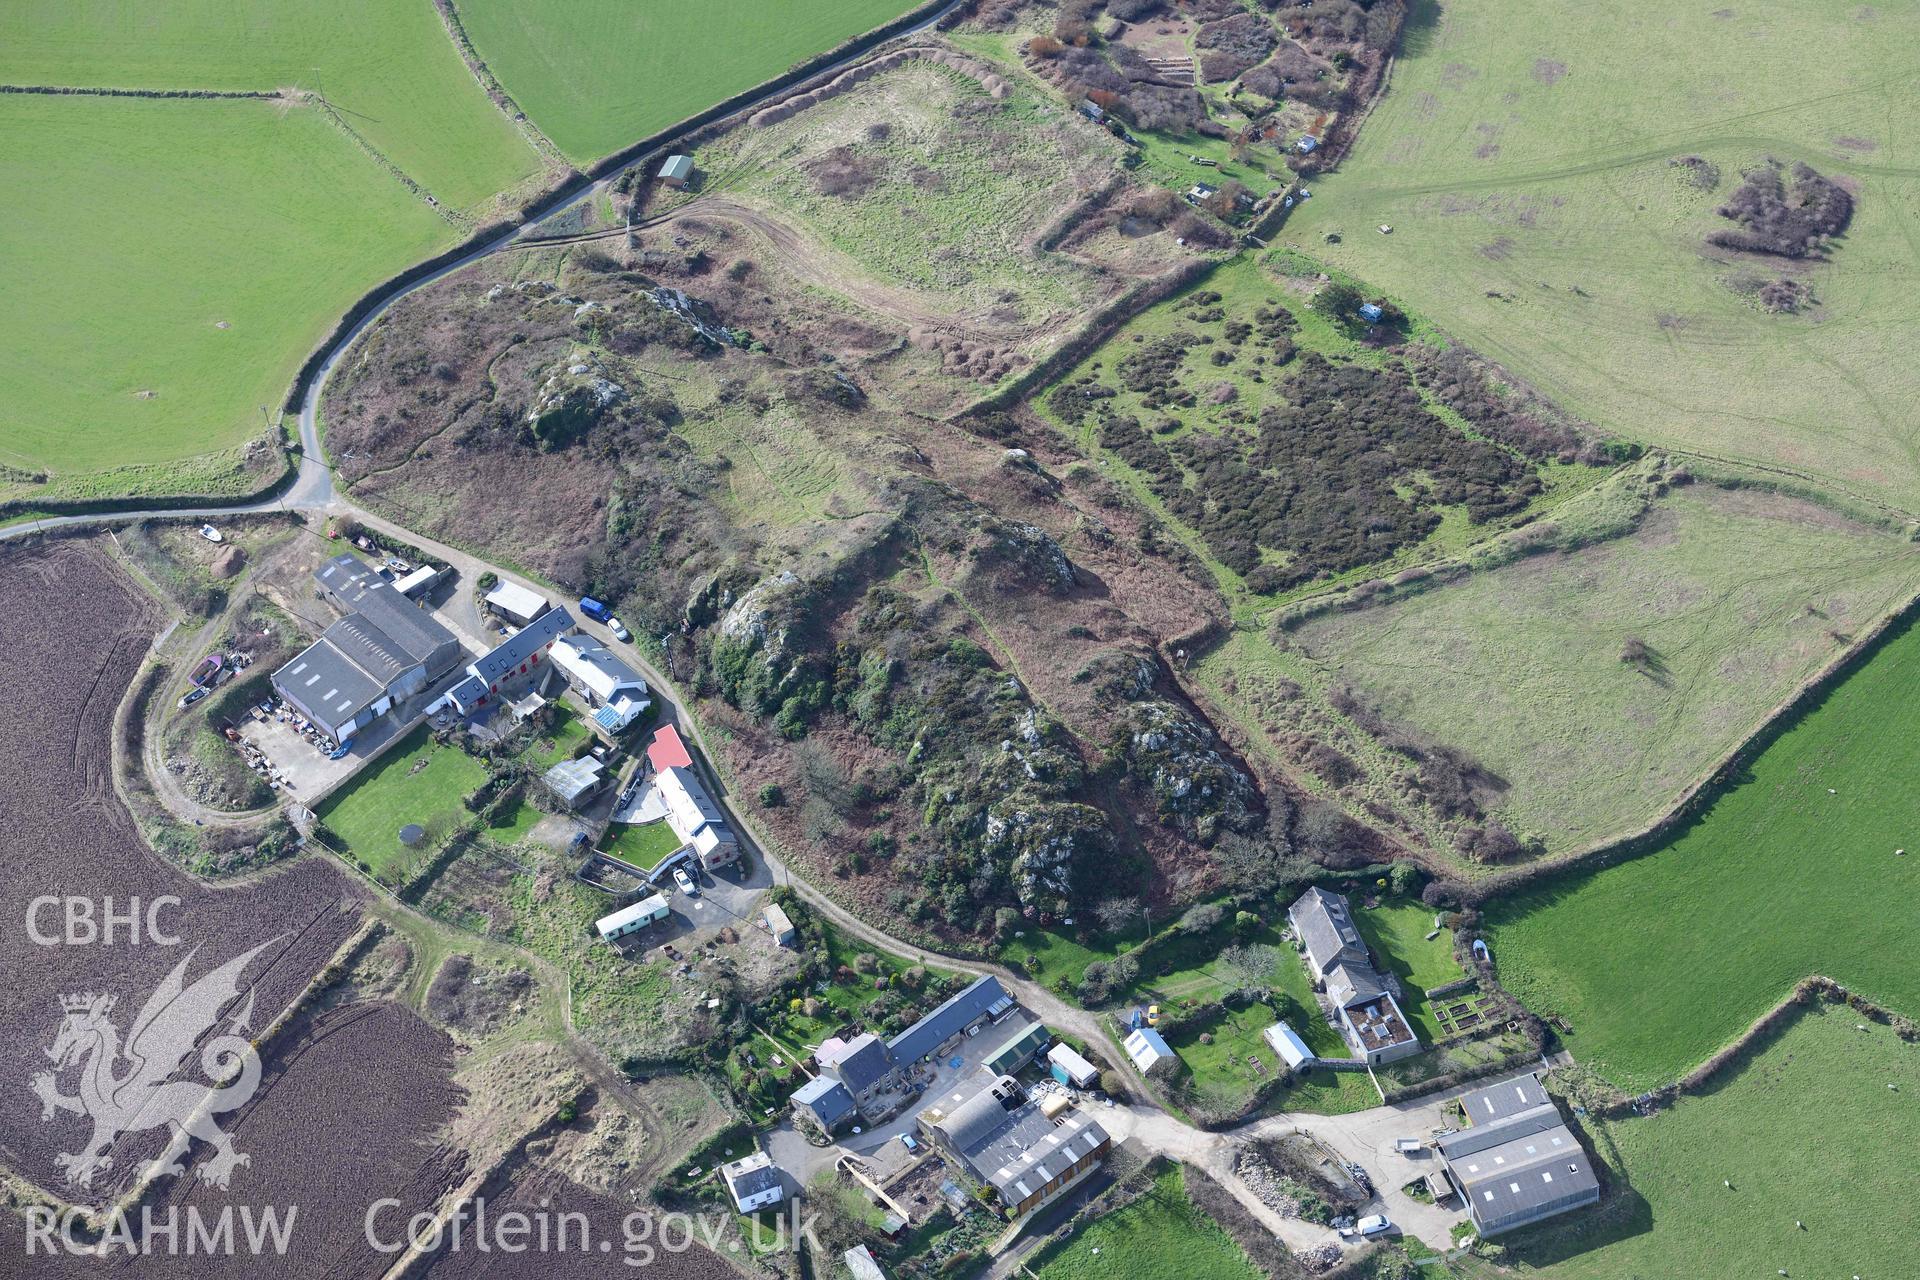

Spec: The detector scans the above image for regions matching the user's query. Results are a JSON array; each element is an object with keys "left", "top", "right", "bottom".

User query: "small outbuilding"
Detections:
[
  {"left": 1263, "top": 1022, "right": 1317, "bottom": 1070},
  {"left": 658, "top": 154, "right": 696, "bottom": 188},
  {"left": 982, "top": 1022, "right": 1051, "bottom": 1077},
  {"left": 542, "top": 755, "right": 607, "bottom": 808},
  {"left": 1297, "top": 134, "right": 1318, "bottom": 154},
  {"left": 1123, "top": 1027, "right": 1174, "bottom": 1075},
  {"left": 596, "top": 893, "right": 670, "bottom": 943},
  {"left": 764, "top": 903, "right": 796, "bottom": 948},
  {"left": 1047, "top": 1042, "right": 1100, "bottom": 1089},
  {"left": 484, "top": 579, "right": 550, "bottom": 627},
  {"left": 844, "top": 1245, "right": 889, "bottom": 1280},
  {"left": 1358, "top": 302, "right": 1385, "bottom": 324}
]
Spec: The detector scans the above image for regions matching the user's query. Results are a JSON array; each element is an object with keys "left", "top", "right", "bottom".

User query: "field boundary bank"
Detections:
[
  {"left": 431, "top": 0, "right": 570, "bottom": 173},
  {"left": 312, "top": 95, "right": 464, "bottom": 228},
  {"left": 0, "top": 452, "right": 297, "bottom": 526},
  {"left": 0, "top": 83, "right": 278, "bottom": 100},
  {"left": 1454, "top": 576, "right": 1920, "bottom": 907},
  {"left": 280, "top": 0, "right": 965, "bottom": 419},
  {"left": 1587, "top": 977, "right": 1918, "bottom": 1116}
]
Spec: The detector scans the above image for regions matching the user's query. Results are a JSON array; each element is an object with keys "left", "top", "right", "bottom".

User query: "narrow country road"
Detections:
[{"left": 0, "top": 0, "right": 1488, "bottom": 1252}]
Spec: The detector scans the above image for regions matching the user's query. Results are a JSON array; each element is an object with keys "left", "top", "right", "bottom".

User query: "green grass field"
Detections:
[
  {"left": 456, "top": 0, "right": 925, "bottom": 164},
  {"left": 317, "top": 725, "right": 488, "bottom": 880},
  {"left": 0, "top": 0, "right": 540, "bottom": 210},
  {"left": 1460, "top": 1006, "right": 1919, "bottom": 1279},
  {"left": 1487, "top": 616, "right": 1920, "bottom": 1091},
  {"left": 1294, "top": 0, "right": 1920, "bottom": 510},
  {"left": 1292, "top": 484, "right": 1920, "bottom": 851},
  {"left": 0, "top": 95, "right": 449, "bottom": 490},
  {"left": 1030, "top": 1165, "right": 1261, "bottom": 1280}
]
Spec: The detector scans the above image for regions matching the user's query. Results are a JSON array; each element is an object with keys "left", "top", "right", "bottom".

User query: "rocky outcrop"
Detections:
[
  {"left": 1118, "top": 699, "right": 1259, "bottom": 843},
  {"left": 525, "top": 354, "right": 626, "bottom": 449}
]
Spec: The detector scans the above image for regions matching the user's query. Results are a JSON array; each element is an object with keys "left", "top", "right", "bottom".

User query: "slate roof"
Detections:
[
  {"left": 467, "top": 606, "right": 573, "bottom": 687},
  {"left": 1327, "top": 961, "right": 1386, "bottom": 1010},
  {"left": 721, "top": 1152, "right": 783, "bottom": 1206},
  {"left": 823, "top": 1033, "right": 896, "bottom": 1095},
  {"left": 1288, "top": 886, "right": 1369, "bottom": 976},
  {"left": 888, "top": 975, "right": 1010, "bottom": 1065},
  {"left": 793, "top": 1076, "right": 856, "bottom": 1128}
]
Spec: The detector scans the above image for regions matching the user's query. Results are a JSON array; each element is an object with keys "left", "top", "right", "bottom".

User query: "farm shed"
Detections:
[
  {"left": 888, "top": 975, "right": 1013, "bottom": 1066},
  {"left": 721, "top": 1150, "right": 786, "bottom": 1213},
  {"left": 764, "top": 903, "right": 796, "bottom": 947},
  {"left": 273, "top": 554, "right": 463, "bottom": 743},
  {"left": 982, "top": 1021, "right": 1051, "bottom": 1076},
  {"left": 483, "top": 579, "right": 550, "bottom": 626},
  {"left": 1047, "top": 1043, "right": 1099, "bottom": 1089},
  {"left": 596, "top": 892, "right": 669, "bottom": 942},
  {"left": 1263, "top": 1022, "right": 1317, "bottom": 1070},
  {"left": 1438, "top": 1075, "right": 1600, "bottom": 1236},
  {"left": 658, "top": 154, "right": 695, "bottom": 187},
  {"left": 919, "top": 1074, "right": 1111, "bottom": 1219},
  {"left": 793, "top": 1075, "right": 857, "bottom": 1133},
  {"left": 1123, "top": 1027, "right": 1174, "bottom": 1075}
]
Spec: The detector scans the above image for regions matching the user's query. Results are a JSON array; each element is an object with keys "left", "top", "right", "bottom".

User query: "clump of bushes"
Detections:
[{"left": 1709, "top": 159, "right": 1853, "bottom": 258}]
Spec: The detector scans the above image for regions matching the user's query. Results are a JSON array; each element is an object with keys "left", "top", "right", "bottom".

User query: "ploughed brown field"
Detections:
[{"left": 0, "top": 539, "right": 371, "bottom": 1203}]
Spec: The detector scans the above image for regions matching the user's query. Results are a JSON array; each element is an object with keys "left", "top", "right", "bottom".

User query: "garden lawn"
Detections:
[
  {"left": 1294, "top": 0, "right": 1920, "bottom": 510},
  {"left": 1030, "top": 1165, "right": 1261, "bottom": 1280},
  {"left": 1487, "top": 618, "right": 1920, "bottom": 1091},
  {"left": 1355, "top": 899, "right": 1457, "bottom": 991},
  {"left": 0, "top": 95, "right": 448, "bottom": 489},
  {"left": 1459, "top": 1006, "right": 1920, "bottom": 1280},
  {"left": 456, "top": 0, "right": 925, "bottom": 163},
  {"left": 1168, "top": 999, "right": 1377, "bottom": 1118},
  {"left": 602, "top": 820, "right": 684, "bottom": 872},
  {"left": 1002, "top": 919, "right": 1147, "bottom": 992},
  {"left": 1294, "top": 485, "right": 1920, "bottom": 852},
  {"left": 317, "top": 726, "right": 488, "bottom": 880},
  {"left": 519, "top": 705, "right": 594, "bottom": 770},
  {"left": 0, "top": 0, "right": 539, "bottom": 210}
]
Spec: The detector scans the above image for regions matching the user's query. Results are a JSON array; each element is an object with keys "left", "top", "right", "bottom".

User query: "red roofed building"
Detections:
[{"left": 647, "top": 724, "right": 693, "bottom": 773}]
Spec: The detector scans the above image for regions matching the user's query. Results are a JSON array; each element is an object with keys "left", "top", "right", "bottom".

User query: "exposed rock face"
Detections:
[
  {"left": 965, "top": 518, "right": 1077, "bottom": 597},
  {"left": 1118, "top": 699, "right": 1258, "bottom": 843},
  {"left": 711, "top": 570, "right": 823, "bottom": 729},
  {"left": 525, "top": 354, "right": 626, "bottom": 449}
]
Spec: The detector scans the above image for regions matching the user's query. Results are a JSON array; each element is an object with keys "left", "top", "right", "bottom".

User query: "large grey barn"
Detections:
[
  {"left": 1438, "top": 1075, "right": 1600, "bottom": 1236},
  {"left": 273, "top": 554, "right": 463, "bottom": 743}
]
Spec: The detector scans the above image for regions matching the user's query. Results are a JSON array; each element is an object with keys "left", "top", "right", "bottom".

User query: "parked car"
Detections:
[
  {"left": 607, "top": 616, "right": 631, "bottom": 642},
  {"left": 1355, "top": 1215, "right": 1393, "bottom": 1238},
  {"left": 673, "top": 867, "right": 699, "bottom": 896},
  {"left": 327, "top": 738, "right": 356, "bottom": 760},
  {"left": 578, "top": 596, "right": 613, "bottom": 623}
]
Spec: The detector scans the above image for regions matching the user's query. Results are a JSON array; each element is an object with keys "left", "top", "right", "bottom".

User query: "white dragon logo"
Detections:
[{"left": 29, "top": 938, "right": 277, "bottom": 1191}]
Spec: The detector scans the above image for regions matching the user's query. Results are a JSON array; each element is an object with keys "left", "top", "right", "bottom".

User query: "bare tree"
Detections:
[
  {"left": 1095, "top": 896, "right": 1144, "bottom": 936},
  {"left": 1217, "top": 943, "right": 1280, "bottom": 991}
]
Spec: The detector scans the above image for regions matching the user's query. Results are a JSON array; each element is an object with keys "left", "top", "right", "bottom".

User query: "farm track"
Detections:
[{"left": 15, "top": 5, "right": 1920, "bottom": 1256}]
